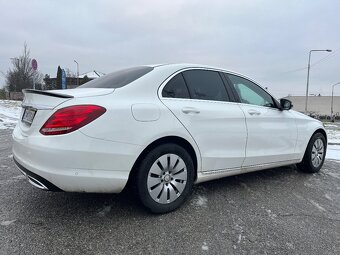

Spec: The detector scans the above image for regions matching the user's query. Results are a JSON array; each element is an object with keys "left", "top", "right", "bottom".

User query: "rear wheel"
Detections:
[
  {"left": 136, "top": 143, "right": 195, "bottom": 213},
  {"left": 297, "top": 132, "right": 326, "bottom": 173}
]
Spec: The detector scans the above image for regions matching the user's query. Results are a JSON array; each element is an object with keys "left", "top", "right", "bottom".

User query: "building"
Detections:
[
  {"left": 285, "top": 95, "right": 340, "bottom": 117},
  {"left": 44, "top": 70, "right": 105, "bottom": 89}
]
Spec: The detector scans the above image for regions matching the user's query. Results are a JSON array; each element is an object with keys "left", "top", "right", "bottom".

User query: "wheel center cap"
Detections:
[{"left": 164, "top": 174, "right": 171, "bottom": 182}]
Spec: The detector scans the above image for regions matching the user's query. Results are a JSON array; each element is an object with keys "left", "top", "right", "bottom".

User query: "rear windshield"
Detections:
[{"left": 77, "top": 66, "right": 154, "bottom": 89}]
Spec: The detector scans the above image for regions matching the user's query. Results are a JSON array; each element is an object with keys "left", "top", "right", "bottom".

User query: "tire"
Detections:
[
  {"left": 136, "top": 143, "right": 195, "bottom": 213},
  {"left": 297, "top": 132, "right": 326, "bottom": 173}
]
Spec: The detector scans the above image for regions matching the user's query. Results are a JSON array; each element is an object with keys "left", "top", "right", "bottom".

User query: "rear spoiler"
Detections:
[{"left": 22, "top": 89, "right": 74, "bottom": 99}]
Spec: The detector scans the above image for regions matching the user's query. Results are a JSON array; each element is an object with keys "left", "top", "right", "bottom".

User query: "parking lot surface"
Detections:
[{"left": 0, "top": 129, "right": 339, "bottom": 255}]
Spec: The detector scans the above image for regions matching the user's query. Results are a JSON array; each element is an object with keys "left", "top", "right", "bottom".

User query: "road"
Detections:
[{"left": 0, "top": 129, "right": 339, "bottom": 255}]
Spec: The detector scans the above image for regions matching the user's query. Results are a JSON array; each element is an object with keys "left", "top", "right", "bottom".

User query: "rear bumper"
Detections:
[
  {"left": 14, "top": 157, "right": 63, "bottom": 192},
  {"left": 12, "top": 126, "right": 143, "bottom": 193}
]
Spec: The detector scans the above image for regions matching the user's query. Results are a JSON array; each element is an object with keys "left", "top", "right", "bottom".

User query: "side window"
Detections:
[
  {"left": 228, "top": 74, "right": 276, "bottom": 108},
  {"left": 182, "top": 70, "right": 229, "bottom": 102},
  {"left": 162, "top": 74, "right": 190, "bottom": 99}
]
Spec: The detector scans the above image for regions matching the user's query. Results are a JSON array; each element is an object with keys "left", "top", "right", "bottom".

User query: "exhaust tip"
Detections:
[{"left": 13, "top": 158, "right": 63, "bottom": 192}]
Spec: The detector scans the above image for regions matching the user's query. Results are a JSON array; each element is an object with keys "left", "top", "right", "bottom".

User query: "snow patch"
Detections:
[
  {"left": 324, "top": 124, "right": 338, "bottom": 128},
  {"left": 326, "top": 145, "right": 340, "bottom": 160},
  {"left": 195, "top": 195, "right": 208, "bottom": 207},
  {"left": 325, "top": 123, "right": 340, "bottom": 144},
  {"left": 237, "top": 234, "right": 242, "bottom": 243},
  {"left": 265, "top": 209, "right": 277, "bottom": 219},
  {"left": 97, "top": 205, "right": 112, "bottom": 217},
  {"left": 1, "top": 220, "right": 16, "bottom": 226},
  {"left": 0, "top": 100, "right": 21, "bottom": 130},
  {"left": 325, "top": 171, "right": 340, "bottom": 179},
  {"left": 201, "top": 242, "right": 209, "bottom": 251},
  {"left": 324, "top": 194, "right": 333, "bottom": 201},
  {"left": 286, "top": 242, "right": 294, "bottom": 249},
  {"left": 308, "top": 199, "right": 326, "bottom": 212},
  {"left": 12, "top": 175, "right": 26, "bottom": 180}
]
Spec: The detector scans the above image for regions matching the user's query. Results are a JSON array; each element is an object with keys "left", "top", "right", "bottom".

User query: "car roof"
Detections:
[
  {"left": 149, "top": 63, "right": 247, "bottom": 77},
  {"left": 146, "top": 63, "right": 278, "bottom": 101}
]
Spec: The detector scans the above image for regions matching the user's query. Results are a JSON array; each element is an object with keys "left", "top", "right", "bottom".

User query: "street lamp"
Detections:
[
  {"left": 305, "top": 49, "right": 332, "bottom": 114},
  {"left": 331, "top": 82, "right": 340, "bottom": 122},
  {"left": 74, "top": 60, "right": 79, "bottom": 86}
]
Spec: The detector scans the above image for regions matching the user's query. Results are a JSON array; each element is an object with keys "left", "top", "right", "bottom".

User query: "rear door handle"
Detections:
[
  {"left": 248, "top": 109, "right": 261, "bottom": 116},
  {"left": 182, "top": 107, "right": 200, "bottom": 114}
]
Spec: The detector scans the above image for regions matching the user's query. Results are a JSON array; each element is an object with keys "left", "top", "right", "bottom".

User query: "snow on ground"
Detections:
[
  {"left": 326, "top": 145, "right": 340, "bottom": 161},
  {"left": 0, "top": 100, "right": 21, "bottom": 130},
  {"left": 324, "top": 122, "right": 340, "bottom": 160},
  {"left": 324, "top": 123, "right": 340, "bottom": 144}
]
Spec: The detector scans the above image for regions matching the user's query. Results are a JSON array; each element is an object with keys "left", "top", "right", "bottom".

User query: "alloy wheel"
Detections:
[
  {"left": 311, "top": 138, "right": 324, "bottom": 168},
  {"left": 147, "top": 154, "right": 187, "bottom": 204}
]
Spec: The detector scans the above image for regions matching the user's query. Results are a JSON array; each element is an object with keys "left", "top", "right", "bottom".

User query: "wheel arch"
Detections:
[
  {"left": 127, "top": 136, "right": 199, "bottom": 185},
  {"left": 300, "top": 128, "right": 328, "bottom": 162},
  {"left": 313, "top": 128, "right": 327, "bottom": 143}
]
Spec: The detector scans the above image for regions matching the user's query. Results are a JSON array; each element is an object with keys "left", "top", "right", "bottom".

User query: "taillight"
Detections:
[{"left": 40, "top": 105, "right": 106, "bottom": 135}]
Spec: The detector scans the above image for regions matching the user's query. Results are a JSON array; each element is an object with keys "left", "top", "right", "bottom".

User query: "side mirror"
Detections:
[{"left": 280, "top": 98, "right": 293, "bottom": 110}]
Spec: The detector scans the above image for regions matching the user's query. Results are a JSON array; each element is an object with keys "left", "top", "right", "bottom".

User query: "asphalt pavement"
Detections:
[{"left": 0, "top": 129, "right": 339, "bottom": 255}]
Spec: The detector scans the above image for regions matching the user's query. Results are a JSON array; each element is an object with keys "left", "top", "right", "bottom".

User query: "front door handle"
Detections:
[
  {"left": 182, "top": 107, "right": 200, "bottom": 114},
  {"left": 248, "top": 109, "right": 261, "bottom": 116}
]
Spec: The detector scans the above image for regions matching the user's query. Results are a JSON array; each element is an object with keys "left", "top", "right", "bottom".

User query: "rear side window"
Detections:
[
  {"left": 78, "top": 66, "right": 154, "bottom": 89},
  {"left": 182, "top": 70, "right": 229, "bottom": 102},
  {"left": 162, "top": 74, "right": 190, "bottom": 99}
]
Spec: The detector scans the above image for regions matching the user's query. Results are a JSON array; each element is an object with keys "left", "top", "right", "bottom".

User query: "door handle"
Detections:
[
  {"left": 248, "top": 109, "right": 261, "bottom": 116},
  {"left": 182, "top": 107, "right": 200, "bottom": 114}
]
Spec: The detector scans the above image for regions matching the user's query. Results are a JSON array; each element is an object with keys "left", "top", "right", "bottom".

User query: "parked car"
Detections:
[{"left": 12, "top": 64, "right": 327, "bottom": 213}]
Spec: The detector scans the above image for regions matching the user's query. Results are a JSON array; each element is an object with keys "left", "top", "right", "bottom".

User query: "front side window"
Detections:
[
  {"left": 228, "top": 74, "right": 276, "bottom": 108},
  {"left": 182, "top": 70, "right": 229, "bottom": 102},
  {"left": 162, "top": 74, "right": 190, "bottom": 99}
]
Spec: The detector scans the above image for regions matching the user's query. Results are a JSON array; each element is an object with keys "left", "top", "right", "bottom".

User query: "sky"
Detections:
[{"left": 0, "top": 0, "right": 339, "bottom": 97}]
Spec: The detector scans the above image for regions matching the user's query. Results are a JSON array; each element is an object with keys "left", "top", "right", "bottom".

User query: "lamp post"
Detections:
[
  {"left": 331, "top": 82, "right": 340, "bottom": 122},
  {"left": 74, "top": 60, "right": 79, "bottom": 86},
  {"left": 305, "top": 49, "right": 332, "bottom": 114}
]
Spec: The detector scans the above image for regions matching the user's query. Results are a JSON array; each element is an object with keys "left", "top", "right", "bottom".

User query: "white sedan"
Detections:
[{"left": 12, "top": 64, "right": 327, "bottom": 213}]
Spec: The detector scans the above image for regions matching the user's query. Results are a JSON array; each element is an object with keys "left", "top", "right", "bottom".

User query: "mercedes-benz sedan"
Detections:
[{"left": 12, "top": 64, "right": 327, "bottom": 213}]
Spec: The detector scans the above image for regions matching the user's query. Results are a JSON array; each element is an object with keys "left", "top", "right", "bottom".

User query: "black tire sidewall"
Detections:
[
  {"left": 301, "top": 133, "right": 327, "bottom": 173},
  {"left": 136, "top": 143, "right": 195, "bottom": 213}
]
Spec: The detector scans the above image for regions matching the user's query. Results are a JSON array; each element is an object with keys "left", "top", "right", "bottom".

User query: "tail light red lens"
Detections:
[{"left": 40, "top": 105, "right": 106, "bottom": 135}]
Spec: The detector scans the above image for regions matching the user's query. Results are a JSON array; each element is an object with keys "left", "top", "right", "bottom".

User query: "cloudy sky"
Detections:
[{"left": 0, "top": 0, "right": 339, "bottom": 97}]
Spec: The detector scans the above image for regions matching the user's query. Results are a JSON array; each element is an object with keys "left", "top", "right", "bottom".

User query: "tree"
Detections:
[
  {"left": 65, "top": 68, "right": 76, "bottom": 78},
  {"left": 43, "top": 74, "right": 54, "bottom": 90},
  {"left": 5, "top": 43, "right": 43, "bottom": 92},
  {"left": 0, "top": 88, "right": 6, "bottom": 99},
  {"left": 56, "top": 66, "right": 62, "bottom": 89}
]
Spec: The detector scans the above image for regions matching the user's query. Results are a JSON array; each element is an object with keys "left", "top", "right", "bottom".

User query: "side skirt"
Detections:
[{"left": 195, "top": 159, "right": 301, "bottom": 184}]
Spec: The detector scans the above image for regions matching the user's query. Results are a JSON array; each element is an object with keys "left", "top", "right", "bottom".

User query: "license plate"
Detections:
[{"left": 22, "top": 108, "right": 37, "bottom": 125}]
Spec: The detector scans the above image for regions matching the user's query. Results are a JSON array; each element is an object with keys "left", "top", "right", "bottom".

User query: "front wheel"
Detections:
[
  {"left": 136, "top": 143, "right": 195, "bottom": 213},
  {"left": 297, "top": 132, "right": 326, "bottom": 173}
]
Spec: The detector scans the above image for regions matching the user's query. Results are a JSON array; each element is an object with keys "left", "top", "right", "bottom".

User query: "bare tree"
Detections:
[
  {"left": 65, "top": 68, "right": 76, "bottom": 78},
  {"left": 5, "top": 42, "right": 43, "bottom": 92}
]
